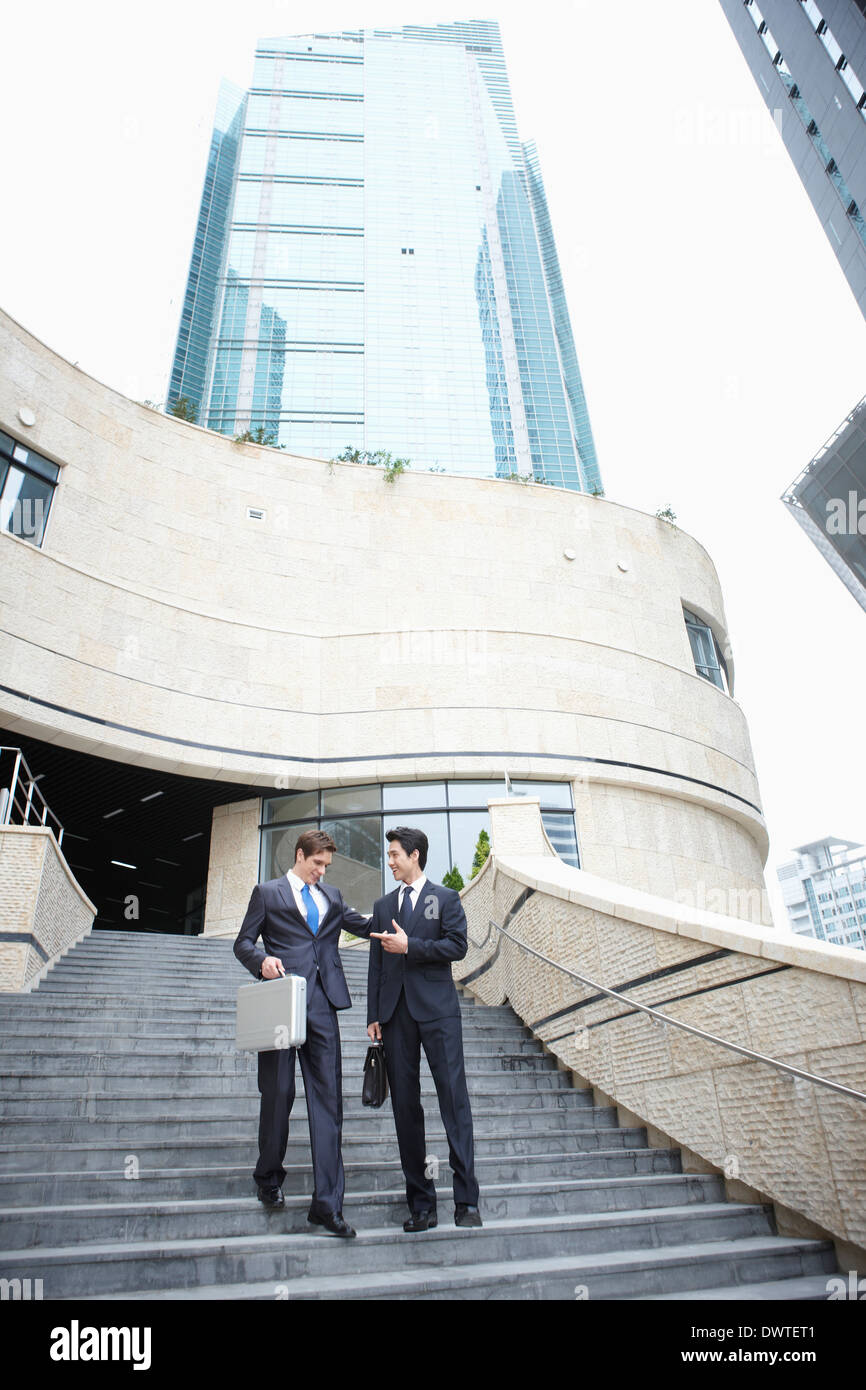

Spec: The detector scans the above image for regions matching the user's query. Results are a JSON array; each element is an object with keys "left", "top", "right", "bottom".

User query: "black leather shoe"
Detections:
[
  {"left": 403, "top": 1209, "right": 438, "bottom": 1233},
  {"left": 256, "top": 1185, "right": 285, "bottom": 1210},
  {"left": 454, "top": 1203, "right": 483, "bottom": 1227},
  {"left": 308, "top": 1210, "right": 356, "bottom": 1238}
]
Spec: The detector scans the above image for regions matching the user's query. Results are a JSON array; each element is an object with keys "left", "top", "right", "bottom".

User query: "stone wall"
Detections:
[
  {"left": 0, "top": 826, "right": 95, "bottom": 990},
  {"left": 456, "top": 800, "right": 866, "bottom": 1260},
  {"left": 203, "top": 799, "right": 261, "bottom": 938}
]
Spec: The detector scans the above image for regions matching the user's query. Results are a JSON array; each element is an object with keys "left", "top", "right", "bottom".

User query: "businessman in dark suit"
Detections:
[
  {"left": 234, "top": 828, "right": 373, "bottom": 1238},
  {"left": 367, "top": 825, "right": 481, "bottom": 1232}
]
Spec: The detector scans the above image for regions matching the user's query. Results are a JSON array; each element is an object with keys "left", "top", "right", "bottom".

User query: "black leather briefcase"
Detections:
[{"left": 362, "top": 1042, "right": 389, "bottom": 1107}]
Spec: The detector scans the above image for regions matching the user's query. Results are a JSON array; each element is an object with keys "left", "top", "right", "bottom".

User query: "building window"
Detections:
[
  {"left": 0, "top": 430, "right": 59, "bottom": 547},
  {"left": 683, "top": 609, "right": 730, "bottom": 693},
  {"left": 259, "top": 779, "right": 580, "bottom": 912}
]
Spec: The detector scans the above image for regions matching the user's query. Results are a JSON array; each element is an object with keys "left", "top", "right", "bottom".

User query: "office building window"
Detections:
[
  {"left": 260, "top": 778, "right": 579, "bottom": 912},
  {"left": 0, "top": 431, "right": 59, "bottom": 547},
  {"left": 683, "top": 609, "right": 730, "bottom": 693}
]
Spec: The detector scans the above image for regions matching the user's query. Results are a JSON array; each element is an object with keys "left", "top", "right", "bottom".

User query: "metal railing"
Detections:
[
  {"left": 483, "top": 916, "right": 866, "bottom": 1105},
  {"left": 781, "top": 390, "right": 866, "bottom": 502},
  {"left": 0, "top": 746, "right": 64, "bottom": 846}
]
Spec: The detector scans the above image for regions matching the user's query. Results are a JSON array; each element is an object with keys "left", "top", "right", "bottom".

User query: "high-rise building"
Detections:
[
  {"left": 777, "top": 835, "right": 866, "bottom": 949},
  {"left": 782, "top": 393, "right": 866, "bottom": 612},
  {"left": 720, "top": 0, "right": 866, "bottom": 316},
  {"left": 167, "top": 21, "right": 601, "bottom": 492},
  {"left": 720, "top": 1, "right": 866, "bottom": 608}
]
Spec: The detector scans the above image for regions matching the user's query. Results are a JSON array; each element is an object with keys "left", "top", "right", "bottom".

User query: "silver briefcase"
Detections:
[{"left": 236, "top": 974, "right": 307, "bottom": 1051}]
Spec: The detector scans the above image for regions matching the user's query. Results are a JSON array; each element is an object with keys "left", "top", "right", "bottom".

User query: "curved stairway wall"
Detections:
[{"left": 455, "top": 798, "right": 866, "bottom": 1266}]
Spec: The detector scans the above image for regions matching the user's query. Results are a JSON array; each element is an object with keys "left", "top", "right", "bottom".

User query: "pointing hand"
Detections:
[{"left": 370, "top": 920, "right": 409, "bottom": 954}]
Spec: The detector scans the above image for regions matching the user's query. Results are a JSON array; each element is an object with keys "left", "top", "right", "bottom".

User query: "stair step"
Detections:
[
  {"left": 0, "top": 1205, "right": 787, "bottom": 1297},
  {"left": 0, "top": 1148, "right": 683, "bottom": 1205},
  {"left": 79, "top": 1237, "right": 833, "bottom": 1302},
  {"left": 638, "top": 1274, "right": 835, "bottom": 1300},
  {"left": 0, "top": 1174, "right": 728, "bottom": 1247}
]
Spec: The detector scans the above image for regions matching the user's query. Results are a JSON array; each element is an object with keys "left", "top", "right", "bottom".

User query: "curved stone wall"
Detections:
[
  {"left": 456, "top": 800, "right": 866, "bottom": 1260},
  {"left": 0, "top": 307, "right": 769, "bottom": 906}
]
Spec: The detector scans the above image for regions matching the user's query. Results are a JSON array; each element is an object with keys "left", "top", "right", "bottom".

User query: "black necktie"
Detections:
[{"left": 400, "top": 886, "right": 414, "bottom": 932}]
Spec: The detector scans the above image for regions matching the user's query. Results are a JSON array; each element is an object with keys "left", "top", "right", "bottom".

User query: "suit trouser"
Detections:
[
  {"left": 382, "top": 987, "right": 479, "bottom": 1213},
  {"left": 254, "top": 974, "right": 344, "bottom": 1216}
]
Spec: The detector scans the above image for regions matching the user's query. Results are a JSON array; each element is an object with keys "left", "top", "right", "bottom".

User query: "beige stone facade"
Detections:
[{"left": 0, "top": 305, "right": 770, "bottom": 933}]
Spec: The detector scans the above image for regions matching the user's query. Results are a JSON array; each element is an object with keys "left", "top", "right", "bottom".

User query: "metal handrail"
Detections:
[
  {"left": 0, "top": 745, "right": 64, "bottom": 846},
  {"left": 485, "top": 917, "right": 866, "bottom": 1105}
]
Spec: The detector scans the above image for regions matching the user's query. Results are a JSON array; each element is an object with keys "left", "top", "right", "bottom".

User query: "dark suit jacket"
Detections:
[
  {"left": 367, "top": 879, "right": 468, "bottom": 1025},
  {"left": 234, "top": 875, "right": 373, "bottom": 1011}
]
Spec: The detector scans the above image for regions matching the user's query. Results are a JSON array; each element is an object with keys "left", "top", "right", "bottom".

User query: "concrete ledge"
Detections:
[{"left": 496, "top": 852, "right": 866, "bottom": 986}]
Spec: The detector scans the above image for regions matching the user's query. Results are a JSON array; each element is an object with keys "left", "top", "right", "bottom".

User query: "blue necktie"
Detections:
[{"left": 301, "top": 883, "right": 320, "bottom": 935}]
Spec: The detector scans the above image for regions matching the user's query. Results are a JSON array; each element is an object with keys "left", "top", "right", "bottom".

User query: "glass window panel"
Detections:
[
  {"left": 542, "top": 813, "right": 580, "bottom": 868},
  {"left": 383, "top": 813, "right": 449, "bottom": 888},
  {"left": 383, "top": 782, "right": 446, "bottom": 810},
  {"left": 322, "top": 784, "right": 380, "bottom": 815},
  {"left": 446, "top": 779, "right": 507, "bottom": 807},
  {"left": 0, "top": 467, "right": 53, "bottom": 545},
  {"left": 510, "top": 780, "right": 573, "bottom": 808},
  {"left": 321, "top": 815, "right": 381, "bottom": 914},
  {"left": 14, "top": 449, "right": 59, "bottom": 484},
  {"left": 263, "top": 791, "right": 319, "bottom": 823},
  {"left": 260, "top": 823, "right": 307, "bottom": 880},
  {"left": 448, "top": 809, "right": 490, "bottom": 883}
]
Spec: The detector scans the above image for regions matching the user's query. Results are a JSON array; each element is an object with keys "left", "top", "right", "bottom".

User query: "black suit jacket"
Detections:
[
  {"left": 367, "top": 879, "right": 468, "bottom": 1025},
  {"left": 234, "top": 875, "right": 373, "bottom": 1011}
]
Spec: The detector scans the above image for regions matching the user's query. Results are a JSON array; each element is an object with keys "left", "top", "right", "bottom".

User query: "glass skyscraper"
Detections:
[{"left": 168, "top": 20, "right": 601, "bottom": 492}]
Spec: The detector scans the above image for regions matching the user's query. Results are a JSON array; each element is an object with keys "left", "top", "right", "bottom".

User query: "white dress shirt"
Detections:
[
  {"left": 398, "top": 874, "right": 427, "bottom": 919},
  {"left": 286, "top": 869, "right": 328, "bottom": 926}
]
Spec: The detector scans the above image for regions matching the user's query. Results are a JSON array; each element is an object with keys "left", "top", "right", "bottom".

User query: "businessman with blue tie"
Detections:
[{"left": 234, "top": 828, "right": 373, "bottom": 1237}]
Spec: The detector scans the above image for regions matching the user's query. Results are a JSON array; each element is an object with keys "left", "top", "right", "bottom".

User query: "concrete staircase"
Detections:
[{"left": 0, "top": 931, "right": 838, "bottom": 1300}]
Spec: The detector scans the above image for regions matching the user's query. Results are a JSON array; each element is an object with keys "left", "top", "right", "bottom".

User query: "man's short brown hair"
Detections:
[{"left": 294, "top": 828, "right": 337, "bottom": 860}]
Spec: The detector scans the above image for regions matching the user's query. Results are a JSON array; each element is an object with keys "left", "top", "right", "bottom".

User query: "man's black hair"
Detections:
[{"left": 386, "top": 825, "right": 429, "bottom": 871}]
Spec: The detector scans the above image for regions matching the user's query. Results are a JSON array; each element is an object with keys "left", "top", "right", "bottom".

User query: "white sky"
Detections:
[{"left": 2, "top": 0, "right": 865, "bottom": 926}]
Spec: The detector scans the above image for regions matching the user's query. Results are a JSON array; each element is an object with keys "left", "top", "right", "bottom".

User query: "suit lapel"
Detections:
[
  {"left": 318, "top": 884, "right": 338, "bottom": 932},
  {"left": 277, "top": 875, "right": 318, "bottom": 935},
  {"left": 385, "top": 887, "right": 401, "bottom": 934}
]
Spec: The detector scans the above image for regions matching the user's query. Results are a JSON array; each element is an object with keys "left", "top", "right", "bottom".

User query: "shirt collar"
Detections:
[
  {"left": 287, "top": 868, "right": 318, "bottom": 895},
  {"left": 402, "top": 874, "right": 426, "bottom": 898}
]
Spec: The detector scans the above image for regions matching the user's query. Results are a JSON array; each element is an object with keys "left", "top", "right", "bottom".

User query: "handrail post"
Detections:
[{"left": 5, "top": 750, "right": 22, "bottom": 825}]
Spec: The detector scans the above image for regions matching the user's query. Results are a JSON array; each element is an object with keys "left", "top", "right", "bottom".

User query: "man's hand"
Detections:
[
  {"left": 370, "top": 919, "right": 409, "bottom": 954},
  {"left": 261, "top": 956, "right": 286, "bottom": 980},
  {"left": 367, "top": 1021, "right": 382, "bottom": 1042}
]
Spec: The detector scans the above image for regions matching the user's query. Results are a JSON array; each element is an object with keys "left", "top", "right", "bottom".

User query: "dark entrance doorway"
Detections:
[{"left": 0, "top": 729, "right": 258, "bottom": 934}]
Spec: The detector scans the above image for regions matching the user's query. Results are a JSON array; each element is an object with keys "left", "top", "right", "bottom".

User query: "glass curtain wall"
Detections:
[
  {"left": 169, "top": 22, "right": 602, "bottom": 493},
  {"left": 260, "top": 779, "right": 579, "bottom": 912}
]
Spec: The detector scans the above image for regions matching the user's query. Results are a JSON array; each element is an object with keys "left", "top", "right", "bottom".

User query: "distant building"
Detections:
[
  {"left": 777, "top": 835, "right": 866, "bottom": 948},
  {"left": 720, "top": 0, "right": 866, "bottom": 314}
]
